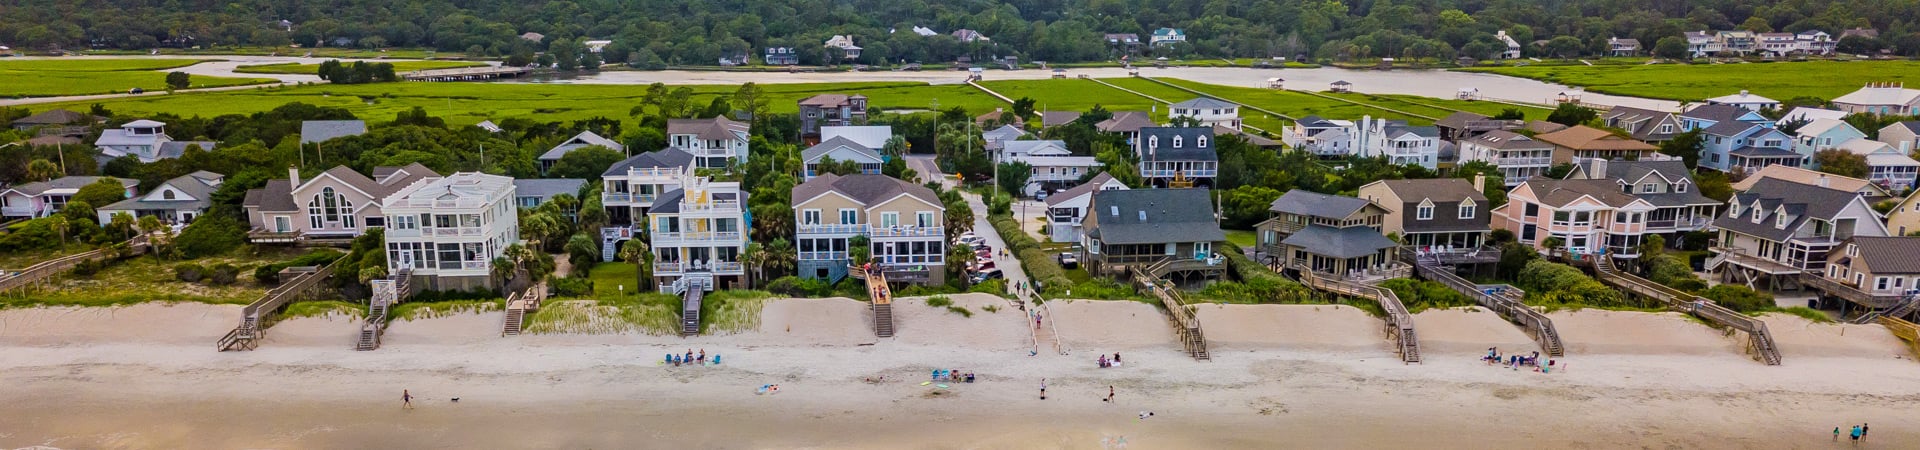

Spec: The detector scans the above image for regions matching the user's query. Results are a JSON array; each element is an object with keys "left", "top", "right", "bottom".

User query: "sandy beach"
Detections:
[{"left": 1, "top": 296, "right": 1916, "bottom": 449}]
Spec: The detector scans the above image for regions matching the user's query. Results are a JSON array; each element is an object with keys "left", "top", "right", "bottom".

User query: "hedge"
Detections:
[{"left": 985, "top": 214, "right": 1072, "bottom": 291}]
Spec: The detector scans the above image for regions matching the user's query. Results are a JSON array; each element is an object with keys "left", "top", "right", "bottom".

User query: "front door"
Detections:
[{"left": 397, "top": 249, "right": 415, "bottom": 270}]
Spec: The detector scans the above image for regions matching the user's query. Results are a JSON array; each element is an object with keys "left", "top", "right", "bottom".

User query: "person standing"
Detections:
[
  {"left": 1833, "top": 427, "right": 1841, "bottom": 442},
  {"left": 1106, "top": 385, "right": 1115, "bottom": 403},
  {"left": 1860, "top": 423, "right": 1868, "bottom": 441},
  {"left": 1851, "top": 425, "right": 1861, "bottom": 444},
  {"left": 1039, "top": 378, "right": 1047, "bottom": 400},
  {"left": 403, "top": 389, "right": 414, "bottom": 410}
]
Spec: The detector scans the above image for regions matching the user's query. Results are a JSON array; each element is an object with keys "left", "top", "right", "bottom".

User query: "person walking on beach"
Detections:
[
  {"left": 1850, "top": 425, "right": 1861, "bottom": 444},
  {"left": 1106, "top": 385, "right": 1115, "bottom": 403},
  {"left": 1039, "top": 378, "right": 1047, "bottom": 400},
  {"left": 403, "top": 389, "right": 414, "bottom": 410},
  {"left": 1834, "top": 427, "right": 1841, "bottom": 442}
]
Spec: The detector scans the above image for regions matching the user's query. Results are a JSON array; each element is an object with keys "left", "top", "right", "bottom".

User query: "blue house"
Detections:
[
  {"left": 1680, "top": 104, "right": 1771, "bottom": 133},
  {"left": 1701, "top": 122, "right": 1798, "bottom": 174},
  {"left": 1792, "top": 118, "right": 1867, "bottom": 158},
  {"left": 1150, "top": 28, "right": 1187, "bottom": 47}
]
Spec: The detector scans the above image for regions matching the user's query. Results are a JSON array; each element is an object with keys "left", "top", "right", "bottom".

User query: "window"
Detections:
[
  {"left": 1197, "top": 136, "right": 1208, "bottom": 148},
  {"left": 1846, "top": 244, "right": 1858, "bottom": 257},
  {"left": 1659, "top": 124, "right": 1674, "bottom": 134},
  {"left": 1572, "top": 211, "right": 1591, "bottom": 226},
  {"left": 1876, "top": 277, "right": 1890, "bottom": 290},
  {"left": 880, "top": 212, "right": 899, "bottom": 228},
  {"left": 1641, "top": 183, "right": 1658, "bottom": 193},
  {"left": 916, "top": 212, "right": 935, "bottom": 228},
  {"left": 802, "top": 209, "right": 821, "bottom": 225},
  {"left": 1775, "top": 212, "right": 1786, "bottom": 228},
  {"left": 1148, "top": 136, "right": 1158, "bottom": 149},
  {"left": 1416, "top": 201, "right": 1434, "bottom": 220},
  {"left": 1729, "top": 202, "right": 1741, "bottom": 218},
  {"left": 161, "top": 190, "right": 175, "bottom": 200},
  {"left": 1676, "top": 183, "right": 1688, "bottom": 193},
  {"left": 1459, "top": 199, "right": 1476, "bottom": 219},
  {"left": 1172, "top": 136, "right": 1183, "bottom": 148},
  {"left": 839, "top": 209, "right": 857, "bottom": 225}
]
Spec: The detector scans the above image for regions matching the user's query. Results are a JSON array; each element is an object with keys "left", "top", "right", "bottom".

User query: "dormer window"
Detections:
[
  {"left": 1676, "top": 183, "right": 1688, "bottom": 193},
  {"left": 1172, "top": 136, "right": 1183, "bottom": 148},
  {"left": 1847, "top": 244, "right": 1859, "bottom": 257},
  {"left": 1458, "top": 199, "right": 1476, "bottom": 219},
  {"left": 1148, "top": 136, "right": 1158, "bottom": 149},
  {"left": 1641, "top": 183, "right": 1658, "bottom": 193},
  {"left": 1416, "top": 200, "right": 1434, "bottom": 220},
  {"left": 1659, "top": 124, "right": 1674, "bottom": 134},
  {"left": 1752, "top": 209, "right": 1764, "bottom": 224},
  {"left": 1776, "top": 212, "right": 1787, "bottom": 229},
  {"left": 1197, "top": 136, "right": 1208, "bottom": 148}
]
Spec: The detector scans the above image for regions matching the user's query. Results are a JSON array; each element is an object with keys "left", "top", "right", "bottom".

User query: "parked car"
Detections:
[
  {"left": 1057, "top": 252, "right": 1079, "bottom": 269},
  {"left": 969, "top": 260, "right": 996, "bottom": 273},
  {"left": 971, "top": 242, "right": 991, "bottom": 252},
  {"left": 971, "top": 268, "right": 1004, "bottom": 283}
]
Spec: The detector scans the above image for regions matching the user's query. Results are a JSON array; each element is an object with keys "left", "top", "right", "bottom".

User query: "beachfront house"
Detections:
[
  {"left": 1876, "top": 121, "right": 1920, "bottom": 153},
  {"left": 1493, "top": 177, "right": 1659, "bottom": 258},
  {"left": 1135, "top": 127, "right": 1217, "bottom": 188},
  {"left": 1608, "top": 37, "right": 1642, "bottom": 56},
  {"left": 1, "top": 176, "right": 137, "bottom": 219},
  {"left": 538, "top": 131, "right": 624, "bottom": 175},
  {"left": 1045, "top": 172, "right": 1129, "bottom": 243},
  {"left": 1831, "top": 83, "right": 1920, "bottom": 116},
  {"left": 952, "top": 29, "right": 989, "bottom": 43},
  {"left": 1358, "top": 177, "right": 1492, "bottom": 250},
  {"left": 1602, "top": 107, "right": 1682, "bottom": 143},
  {"left": 1704, "top": 91, "right": 1780, "bottom": 112},
  {"left": 1081, "top": 188, "right": 1225, "bottom": 286},
  {"left": 1256, "top": 190, "right": 1402, "bottom": 279},
  {"left": 1565, "top": 158, "right": 1722, "bottom": 242},
  {"left": 1496, "top": 31, "right": 1522, "bottom": 59},
  {"left": 1168, "top": 97, "right": 1241, "bottom": 130},
  {"left": 93, "top": 119, "right": 216, "bottom": 163},
  {"left": 1685, "top": 31, "right": 1723, "bottom": 57},
  {"left": 791, "top": 174, "right": 946, "bottom": 285},
  {"left": 95, "top": 171, "right": 221, "bottom": 225},
  {"left": 1835, "top": 139, "right": 1920, "bottom": 192},
  {"left": 1733, "top": 165, "right": 1892, "bottom": 201},
  {"left": 1709, "top": 178, "right": 1890, "bottom": 288},
  {"left": 243, "top": 164, "right": 439, "bottom": 245},
  {"left": 765, "top": 47, "right": 798, "bottom": 65},
  {"left": 667, "top": 116, "right": 750, "bottom": 168},
  {"left": 1700, "top": 120, "right": 1798, "bottom": 174},
  {"left": 299, "top": 120, "right": 367, "bottom": 145},
  {"left": 1434, "top": 111, "right": 1524, "bottom": 143},
  {"left": 1811, "top": 237, "right": 1920, "bottom": 320},
  {"left": 797, "top": 94, "right": 869, "bottom": 143},
  {"left": 10, "top": 108, "right": 101, "bottom": 135},
  {"left": 824, "top": 35, "right": 862, "bottom": 60},
  {"left": 1150, "top": 28, "right": 1186, "bottom": 47},
  {"left": 512, "top": 178, "right": 587, "bottom": 211},
  {"left": 1534, "top": 125, "right": 1659, "bottom": 165},
  {"left": 599, "top": 148, "right": 697, "bottom": 234},
  {"left": 639, "top": 173, "right": 750, "bottom": 291},
  {"left": 1458, "top": 130, "right": 1554, "bottom": 186},
  {"left": 1104, "top": 33, "right": 1142, "bottom": 54},
  {"left": 380, "top": 172, "right": 519, "bottom": 291}
]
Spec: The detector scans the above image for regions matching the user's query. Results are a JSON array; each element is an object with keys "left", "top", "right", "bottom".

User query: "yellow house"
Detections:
[
  {"left": 1885, "top": 190, "right": 1920, "bottom": 236},
  {"left": 792, "top": 174, "right": 947, "bottom": 284}
]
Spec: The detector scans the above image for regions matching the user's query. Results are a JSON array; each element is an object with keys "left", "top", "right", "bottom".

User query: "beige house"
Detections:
[
  {"left": 1534, "top": 125, "right": 1659, "bottom": 164},
  {"left": 1884, "top": 191, "right": 1920, "bottom": 236},
  {"left": 791, "top": 174, "right": 947, "bottom": 285},
  {"left": 1809, "top": 237, "right": 1920, "bottom": 320},
  {"left": 244, "top": 164, "right": 439, "bottom": 245},
  {"left": 1732, "top": 164, "right": 1892, "bottom": 200}
]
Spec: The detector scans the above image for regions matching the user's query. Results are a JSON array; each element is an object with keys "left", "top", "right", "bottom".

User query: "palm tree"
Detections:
[
  {"left": 741, "top": 242, "right": 765, "bottom": 287},
  {"left": 107, "top": 212, "right": 136, "bottom": 241},
  {"left": 763, "top": 238, "right": 797, "bottom": 280},
  {"left": 48, "top": 215, "right": 69, "bottom": 245},
  {"left": 25, "top": 159, "right": 60, "bottom": 183},
  {"left": 619, "top": 238, "right": 651, "bottom": 291}
]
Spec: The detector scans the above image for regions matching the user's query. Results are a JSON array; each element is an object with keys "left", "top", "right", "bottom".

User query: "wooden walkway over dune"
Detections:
[
  {"left": 849, "top": 267, "right": 895, "bottom": 338},
  {"left": 1569, "top": 253, "right": 1781, "bottom": 365},
  {"left": 0, "top": 235, "right": 149, "bottom": 296},
  {"left": 1403, "top": 251, "right": 1564, "bottom": 357},
  {"left": 218, "top": 257, "right": 342, "bottom": 352},
  {"left": 1131, "top": 271, "right": 1210, "bottom": 361},
  {"left": 1292, "top": 268, "right": 1421, "bottom": 364}
]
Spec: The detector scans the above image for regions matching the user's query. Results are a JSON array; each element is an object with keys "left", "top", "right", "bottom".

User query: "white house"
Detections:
[
  {"left": 1796, "top": 31, "right": 1835, "bottom": 55},
  {"left": 93, "top": 120, "right": 217, "bottom": 163},
  {"left": 1704, "top": 90, "right": 1780, "bottom": 112},
  {"left": 997, "top": 140, "right": 1070, "bottom": 161},
  {"left": 647, "top": 174, "right": 750, "bottom": 291},
  {"left": 96, "top": 171, "right": 222, "bottom": 225},
  {"left": 824, "top": 35, "right": 862, "bottom": 60},
  {"left": 1495, "top": 30, "right": 1522, "bottom": 59},
  {"left": 1685, "top": 31, "right": 1723, "bottom": 57},
  {"left": 1169, "top": 97, "right": 1241, "bottom": 130},
  {"left": 981, "top": 124, "right": 1028, "bottom": 151},
  {"left": 1837, "top": 138, "right": 1920, "bottom": 192},
  {"left": 666, "top": 116, "right": 750, "bottom": 168},
  {"left": 1150, "top": 28, "right": 1186, "bottom": 46},
  {"left": 1281, "top": 116, "right": 1357, "bottom": 158},
  {"left": 381, "top": 172, "right": 520, "bottom": 291},
  {"left": 821, "top": 125, "right": 892, "bottom": 149},
  {"left": 801, "top": 136, "right": 885, "bottom": 180},
  {"left": 1044, "top": 172, "right": 1129, "bottom": 243},
  {"left": 1777, "top": 107, "right": 1848, "bottom": 126},
  {"left": 1007, "top": 154, "right": 1102, "bottom": 196},
  {"left": 1457, "top": 130, "right": 1555, "bottom": 186},
  {"left": 599, "top": 148, "right": 697, "bottom": 231}
]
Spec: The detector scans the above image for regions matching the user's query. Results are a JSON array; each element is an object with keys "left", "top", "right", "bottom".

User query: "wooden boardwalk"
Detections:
[
  {"left": 1403, "top": 252, "right": 1564, "bottom": 357},
  {"left": 218, "top": 257, "right": 343, "bottom": 352},
  {"left": 1293, "top": 268, "right": 1421, "bottom": 363},
  {"left": 501, "top": 282, "right": 548, "bottom": 336},
  {"left": 1131, "top": 273, "right": 1210, "bottom": 360},
  {"left": 849, "top": 266, "right": 895, "bottom": 337},
  {"left": 356, "top": 269, "right": 415, "bottom": 351},
  {"left": 0, "top": 235, "right": 150, "bottom": 295},
  {"left": 1572, "top": 253, "right": 1781, "bottom": 365},
  {"left": 401, "top": 66, "right": 537, "bottom": 81}
]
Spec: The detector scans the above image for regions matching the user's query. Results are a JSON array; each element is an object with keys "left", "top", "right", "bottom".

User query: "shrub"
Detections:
[
  {"left": 766, "top": 276, "right": 805, "bottom": 297},
  {"left": 550, "top": 277, "right": 592, "bottom": 297},
  {"left": 1518, "top": 260, "right": 1630, "bottom": 308},
  {"left": 207, "top": 263, "right": 239, "bottom": 285},
  {"left": 174, "top": 263, "right": 207, "bottom": 282},
  {"left": 970, "top": 278, "right": 1007, "bottom": 295},
  {"left": 70, "top": 259, "right": 106, "bottom": 278},
  {"left": 1377, "top": 278, "right": 1476, "bottom": 313},
  {"left": 174, "top": 216, "right": 247, "bottom": 258},
  {"left": 253, "top": 250, "right": 346, "bottom": 285},
  {"left": 945, "top": 305, "right": 973, "bottom": 317},
  {"left": 926, "top": 295, "right": 954, "bottom": 308},
  {"left": 1699, "top": 284, "right": 1774, "bottom": 313},
  {"left": 982, "top": 304, "right": 1000, "bottom": 313}
]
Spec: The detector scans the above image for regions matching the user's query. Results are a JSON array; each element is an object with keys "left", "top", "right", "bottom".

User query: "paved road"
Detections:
[{"left": 905, "top": 155, "right": 1034, "bottom": 302}]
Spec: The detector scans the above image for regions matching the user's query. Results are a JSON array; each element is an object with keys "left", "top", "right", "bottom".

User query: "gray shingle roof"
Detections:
[
  {"left": 7, "top": 176, "right": 137, "bottom": 197},
  {"left": 1095, "top": 111, "right": 1156, "bottom": 133},
  {"left": 1280, "top": 225, "right": 1399, "bottom": 259},
  {"left": 601, "top": 148, "right": 696, "bottom": 177},
  {"left": 1717, "top": 178, "right": 1862, "bottom": 242},
  {"left": 1701, "top": 120, "right": 1759, "bottom": 137},
  {"left": 1045, "top": 173, "right": 1121, "bottom": 207},
  {"left": 1369, "top": 179, "right": 1486, "bottom": 204},
  {"left": 540, "top": 131, "right": 624, "bottom": 161},
  {"left": 1434, "top": 112, "right": 1489, "bottom": 130},
  {"left": 1040, "top": 111, "right": 1082, "bottom": 127},
  {"left": 299, "top": 120, "right": 367, "bottom": 144},
  {"left": 512, "top": 178, "right": 587, "bottom": 200},
  {"left": 666, "top": 117, "right": 748, "bottom": 141},
  {"left": 801, "top": 136, "right": 884, "bottom": 163},
  {"left": 1171, "top": 97, "right": 1237, "bottom": 109},
  {"left": 1848, "top": 237, "right": 1920, "bottom": 274},
  {"left": 99, "top": 172, "right": 221, "bottom": 213},
  {"left": 1680, "top": 104, "right": 1749, "bottom": 123},
  {"left": 1138, "top": 127, "right": 1216, "bottom": 161},
  {"left": 245, "top": 179, "right": 297, "bottom": 212},
  {"left": 1728, "top": 146, "right": 1800, "bottom": 158},
  {"left": 155, "top": 141, "right": 216, "bottom": 160},
  {"left": 1268, "top": 189, "right": 1374, "bottom": 219},
  {"left": 1522, "top": 178, "right": 1644, "bottom": 208},
  {"left": 11, "top": 108, "right": 99, "bottom": 126},
  {"left": 791, "top": 173, "right": 941, "bottom": 209},
  {"left": 1089, "top": 189, "right": 1224, "bottom": 245},
  {"left": 1465, "top": 130, "right": 1553, "bottom": 150}
]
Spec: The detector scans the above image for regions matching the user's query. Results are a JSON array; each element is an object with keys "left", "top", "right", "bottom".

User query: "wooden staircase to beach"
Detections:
[
  {"left": 681, "top": 280, "right": 706, "bottom": 337},
  {"left": 356, "top": 270, "right": 413, "bottom": 351},
  {"left": 850, "top": 265, "right": 895, "bottom": 338},
  {"left": 501, "top": 282, "right": 547, "bottom": 336},
  {"left": 1403, "top": 252, "right": 1564, "bottom": 357},
  {"left": 218, "top": 257, "right": 342, "bottom": 352},
  {"left": 1294, "top": 268, "right": 1420, "bottom": 364},
  {"left": 1575, "top": 253, "right": 1782, "bottom": 365},
  {"left": 1131, "top": 273, "right": 1209, "bottom": 361}
]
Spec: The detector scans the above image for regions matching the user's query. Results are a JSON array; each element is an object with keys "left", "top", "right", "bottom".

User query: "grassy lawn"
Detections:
[
  {"left": 976, "top": 79, "right": 1158, "bottom": 112},
  {"left": 2, "top": 247, "right": 320, "bottom": 308},
  {"left": 1224, "top": 229, "right": 1257, "bottom": 248},
  {"left": 0, "top": 59, "right": 277, "bottom": 98},
  {"left": 1457, "top": 60, "right": 1920, "bottom": 102},
  {"left": 233, "top": 61, "right": 486, "bottom": 75},
  {"left": 28, "top": 80, "right": 1004, "bottom": 129}
]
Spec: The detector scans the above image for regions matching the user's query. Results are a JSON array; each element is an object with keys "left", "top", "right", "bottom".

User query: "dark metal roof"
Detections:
[
  {"left": 1717, "top": 178, "right": 1863, "bottom": 241},
  {"left": 1280, "top": 225, "right": 1398, "bottom": 259},
  {"left": 1848, "top": 237, "right": 1920, "bottom": 274},
  {"left": 512, "top": 178, "right": 587, "bottom": 200},
  {"left": 601, "top": 148, "right": 696, "bottom": 177},
  {"left": 1680, "top": 104, "right": 1749, "bottom": 123},
  {"left": 1088, "top": 189, "right": 1224, "bottom": 245}
]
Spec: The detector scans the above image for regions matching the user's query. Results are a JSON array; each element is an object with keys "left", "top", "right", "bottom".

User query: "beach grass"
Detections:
[
  {"left": 233, "top": 61, "right": 486, "bottom": 75},
  {"left": 1772, "top": 306, "right": 1836, "bottom": 324},
  {"left": 282, "top": 300, "right": 366, "bottom": 320},
  {"left": 1456, "top": 60, "right": 1920, "bottom": 102},
  {"left": 522, "top": 262, "right": 681, "bottom": 334},
  {"left": 702, "top": 289, "right": 772, "bottom": 334},
  {"left": 0, "top": 59, "right": 277, "bottom": 98},
  {"left": 393, "top": 299, "right": 503, "bottom": 320},
  {"left": 2, "top": 248, "right": 310, "bottom": 309}
]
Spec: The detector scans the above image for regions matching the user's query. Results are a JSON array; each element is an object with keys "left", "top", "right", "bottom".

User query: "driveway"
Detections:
[{"left": 908, "top": 155, "right": 1033, "bottom": 301}]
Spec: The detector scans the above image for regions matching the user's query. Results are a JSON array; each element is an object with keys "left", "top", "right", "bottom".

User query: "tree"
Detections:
[
  {"left": 1837, "top": 35, "right": 1884, "bottom": 55},
  {"left": 173, "top": 215, "right": 245, "bottom": 258},
  {"left": 1546, "top": 103, "right": 1597, "bottom": 126},
  {"left": 1653, "top": 36, "right": 1688, "bottom": 59},
  {"left": 1658, "top": 129, "right": 1705, "bottom": 169},
  {"left": 1545, "top": 36, "right": 1584, "bottom": 59},
  {"left": 579, "top": 49, "right": 602, "bottom": 71},
  {"left": 1011, "top": 97, "right": 1037, "bottom": 121},
  {"left": 731, "top": 82, "right": 767, "bottom": 127},
  {"left": 563, "top": 232, "right": 600, "bottom": 271},
  {"left": 1737, "top": 17, "right": 1774, "bottom": 33},
  {"left": 547, "top": 145, "right": 625, "bottom": 179},
  {"left": 1813, "top": 149, "right": 1870, "bottom": 178},
  {"left": 25, "top": 159, "right": 60, "bottom": 182},
  {"left": 882, "top": 135, "right": 908, "bottom": 157},
  {"left": 165, "top": 71, "right": 191, "bottom": 89},
  {"left": 996, "top": 160, "right": 1033, "bottom": 196},
  {"left": 48, "top": 215, "right": 70, "bottom": 245},
  {"left": 73, "top": 178, "right": 129, "bottom": 208},
  {"left": 1491, "top": 108, "right": 1526, "bottom": 120},
  {"left": 618, "top": 238, "right": 652, "bottom": 290}
]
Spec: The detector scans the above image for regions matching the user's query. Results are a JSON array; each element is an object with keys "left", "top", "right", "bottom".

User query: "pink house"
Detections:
[
  {"left": 1491, "top": 178, "right": 1658, "bottom": 259},
  {"left": 0, "top": 176, "right": 138, "bottom": 219}
]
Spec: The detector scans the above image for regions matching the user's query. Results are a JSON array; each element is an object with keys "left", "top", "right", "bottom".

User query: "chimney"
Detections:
[
  {"left": 1473, "top": 174, "right": 1486, "bottom": 192},
  {"left": 1818, "top": 174, "right": 1830, "bottom": 188},
  {"left": 1739, "top": 89, "right": 1749, "bottom": 97},
  {"left": 288, "top": 165, "right": 301, "bottom": 186},
  {"left": 1591, "top": 158, "right": 1607, "bottom": 179}
]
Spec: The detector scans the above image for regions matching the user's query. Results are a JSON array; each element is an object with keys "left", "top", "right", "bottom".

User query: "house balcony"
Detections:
[
  {"left": 797, "top": 224, "right": 870, "bottom": 235},
  {"left": 874, "top": 255, "right": 945, "bottom": 266},
  {"left": 1645, "top": 217, "right": 1712, "bottom": 231},
  {"left": 1801, "top": 273, "right": 1912, "bottom": 308},
  {"left": 612, "top": 167, "right": 684, "bottom": 182},
  {"left": 870, "top": 226, "right": 944, "bottom": 238},
  {"left": 393, "top": 197, "right": 491, "bottom": 209},
  {"left": 1139, "top": 168, "right": 1217, "bottom": 178},
  {"left": 798, "top": 251, "right": 849, "bottom": 261},
  {"left": 653, "top": 231, "right": 745, "bottom": 245},
  {"left": 601, "top": 192, "right": 659, "bottom": 206},
  {"left": 426, "top": 227, "right": 487, "bottom": 237},
  {"left": 676, "top": 200, "right": 743, "bottom": 215},
  {"left": 656, "top": 261, "right": 745, "bottom": 275},
  {"left": 1496, "top": 156, "right": 1552, "bottom": 166}
]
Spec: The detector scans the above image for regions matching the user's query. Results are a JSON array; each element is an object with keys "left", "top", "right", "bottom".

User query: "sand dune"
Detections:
[
  {"left": 890, "top": 293, "right": 1028, "bottom": 350},
  {"left": 1759, "top": 314, "right": 1908, "bottom": 360},
  {"left": 1411, "top": 307, "right": 1538, "bottom": 355},
  {"left": 1044, "top": 299, "right": 1177, "bottom": 351},
  {"left": 1549, "top": 309, "right": 1745, "bottom": 355},
  {"left": 0, "top": 303, "right": 239, "bottom": 346},
  {"left": 1191, "top": 304, "right": 1388, "bottom": 354}
]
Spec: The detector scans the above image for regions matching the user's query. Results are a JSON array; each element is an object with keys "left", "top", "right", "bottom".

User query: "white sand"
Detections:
[
  {"left": 3, "top": 299, "right": 1919, "bottom": 448},
  {"left": 1413, "top": 307, "right": 1539, "bottom": 355},
  {"left": 1758, "top": 314, "right": 1908, "bottom": 360},
  {"left": 260, "top": 313, "right": 361, "bottom": 347},
  {"left": 1192, "top": 304, "right": 1388, "bottom": 354},
  {"left": 890, "top": 293, "right": 1027, "bottom": 350}
]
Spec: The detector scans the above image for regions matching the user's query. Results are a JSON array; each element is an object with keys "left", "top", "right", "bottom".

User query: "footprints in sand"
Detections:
[{"left": 1248, "top": 397, "right": 1289, "bottom": 415}]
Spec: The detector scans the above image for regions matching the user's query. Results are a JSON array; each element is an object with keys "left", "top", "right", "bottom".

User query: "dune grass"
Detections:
[
  {"left": 1, "top": 248, "right": 312, "bottom": 309},
  {"left": 234, "top": 61, "right": 486, "bottom": 75},
  {"left": 393, "top": 299, "right": 503, "bottom": 320},
  {"left": 1456, "top": 60, "right": 1920, "bottom": 102},
  {"left": 283, "top": 300, "right": 366, "bottom": 319},
  {"left": 703, "top": 289, "right": 772, "bottom": 334},
  {"left": 0, "top": 59, "right": 276, "bottom": 98}
]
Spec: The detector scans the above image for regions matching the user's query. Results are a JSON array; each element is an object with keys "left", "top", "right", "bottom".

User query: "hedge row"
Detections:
[{"left": 985, "top": 214, "right": 1072, "bottom": 291}]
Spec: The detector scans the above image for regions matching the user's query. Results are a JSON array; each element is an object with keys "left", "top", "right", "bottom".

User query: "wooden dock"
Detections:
[
  {"left": 401, "top": 66, "right": 538, "bottom": 82},
  {"left": 0, "top": 235, "right": 149, "bottom": 295}
]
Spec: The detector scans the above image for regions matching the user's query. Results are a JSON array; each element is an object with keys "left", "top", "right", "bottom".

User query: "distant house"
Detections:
[
  {"left": 797, "top": 94, "right": 868, "bottom": 142},
  {"left": 981, "top": 124, "right": 1028, "bottom": 152},
  {"left": 910, "top": 26, "right": 938, "bottom": 37},
  {"left": 1758, "top": 33, "right": 1798, "bottom": 56},
  {"left": 1168, "top": 97, "right": 1241, "bottom": 130},
  {"left": 96, "top": 171, "right": 222, "bottom": 225},
  {"left": 791, "top": 174, "right": 947, "bottom": 285},
  {"left": 538, "top": 131, "right": 624, "bottom": 175},
  {"left": 995, "top": 139, "right": 1069, "bottom": 162},
  {"left": 299, "top": 120, "right": 367, "bottom": 145},
  {"left": 1104, "top": 33, "right": 1142, "bottom": 53},
  {"left": 1044, "top": 172, "right": 1129, "bottom": 243},
  {"left": 1039, "top": 111, "right": 1082, "bottom": 128},
  {"left": 475, "top": 120, "right": 502, "bottom": 133},
  {"left": 1433, "top": 111, "right": 1520, "bottom": 143},
  {"left": 1684, "top": 31, "right": 1722, "bottom": 57},
  {"left": 951, "top": 29, "right": 990, "bottom": 43},
  {"left": 1256, "top": 190, "right": 1400, "bottom": 278},
  {"left": 1495, "top": 30, "right": 1522, "bottom": 59},
  {"left": 1716, "top": 30, "right": 1756, "bottom": 54},
  {"left": 1352, "top": 118, "right": 1440, "bottom": 169},
  {"left": 520, "top": 32, "right": 545, "bottom": 43},
  {"left": 1836, "top": 138, "right": 1920, "bottom": 192},
  {"left": 765, "top": 47, "right": 799, "bottom": 65},
  {"left": 801, "top": 137, "right": 884, "bottom": 180},
  {"left": 1329, "top": 80, "right": 1352, "bottom": 93},
  {"left": 1081, "top": 188, "right": 1225, "bottom": 285},
  {"left": 667, "top": 116, "right": 750, "bottom": 168},
  {"left": 1457, "top": 130, "right": 1555, "bottom": 185},
  {"left": 1840, "top": 28, "right": 1880, "bottom": 40},
  {"left": 1358, "top": 178, "right": 1492, "bottom": 250},
  {"left": 1680, "top": 104, "right": 1772, "bottom": 132},
  {"left": 1282, "top": 115, "right": 1358, "bottom": 158},
  {"left": 1831, "top": 83, "right": 1920, "bottom": 116},
  {"left": 583, "top": 40, "right": 612, "bottom": 53},
  {"left": 1878, "top": 121, "right": 1920, "bottom": 153},
  {"left": 1796, "top": 31, "right": 1836, "bottom": 55},
  {"left": 821, "top": 125, "right": 891, "bottom": 149},
  {"left": 1150, "top": 28, "right": 1186, "bottom": 47},
  {"left": 824, "top": 35, "right": 862, "bottom": 60},
  {"left": 512, "top": 178, "right": 587, "bottom": 210},
  {"left": 1007, "top": 153, "right": 1101, "bottom": 196},
  {"left": 974, "top": 108, "right": 1022, "bottom": 128},
  {"left": 1607, "top": 37, "right": 1641, "bottom": 56},
  {"left": 93, "top": 120, "right": 216, "bottom": 163},
  {"left": 1703, "top": 90, "right": 1780, "bottom": 112},
  {"left": 1135, "top": 127, "right": 1217, "bottom": 188},
  {"left": 1776, "top": 107, "right": 1848, "bottom": 127},
  {"left": 1602, "top": 107, "right": 1682, "bottom": 143},
  {"left": 243, "top": 164, "right": 439, "bottom": 244},
  {"left": 1095, "top": 111, "right": 1156, "bottom": 143},
  {"left": 1792, "top": 119, "right": 1866, "bottom": 159},
  {"left": 10, "top": 108, "right": 101, "bottom": 134},
  {"left": 1, "top": 176, "right": 138, "bottom": 219}
]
